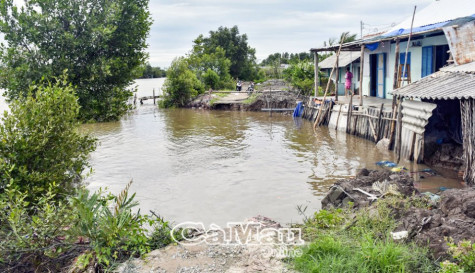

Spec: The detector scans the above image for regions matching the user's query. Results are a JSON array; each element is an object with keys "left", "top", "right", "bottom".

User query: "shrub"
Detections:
[
  {"left": 0, "top": 77, "right": 96, "bottom": 202},
  {"left": 161, "top": 57, "right": 204, "bottom": 107},
  {"left": 70, "top": 181, "right": 152, "bottom": 269},
  {"left": 440, "top": 239, "right": 475, "bottom": 273},
  {"left": 0, "top": 184, "right": 76, "bottom": 272}
]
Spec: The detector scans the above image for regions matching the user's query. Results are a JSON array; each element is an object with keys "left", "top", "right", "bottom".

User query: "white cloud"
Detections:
[{"left": 147, "top": 0, "right": 434, "bottom": 67}]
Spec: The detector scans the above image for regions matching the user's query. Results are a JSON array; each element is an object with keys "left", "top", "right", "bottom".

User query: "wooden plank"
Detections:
[
  {"left": 261, "top": 108, "right": 295, "bottom": 112},
  {"left": 376, "top": 103, "right": 384, "bottom": 141}
]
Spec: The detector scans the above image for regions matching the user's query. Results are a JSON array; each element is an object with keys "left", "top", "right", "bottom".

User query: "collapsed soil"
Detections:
[
  {"left": 322, "top": 169, "right": 473, "bottom": 259},
  {"left": 117, "top": 216, "right": 297, "bottom": 273},
  {"left": 187, "top": 80, "right": 303, "bottom": 111}
]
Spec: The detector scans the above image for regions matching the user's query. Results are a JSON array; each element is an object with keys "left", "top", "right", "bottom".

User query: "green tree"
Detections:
[
  {"left": 188, "top": 47, "right": 233, "bottom": 89},
  {"left": 192, "top": 26, "right": 258, "bottom": 80},
  {"left": 0, "top": 0, "right": 152, "bottom": 122},
  {"left": 202, "top": 68, "right": 220, "bottom": 90},
  {"left": 161, "top": 57, "right": 204, "bottom": 107},
  {"left": 283, "top": 61, "right": 315, "bottom": 95},
  {"left": 139, "top": 63, "right": 167, "bottom": 79},
  {"left": 0, "top": 77, "right": 96, "bottom": 201}
]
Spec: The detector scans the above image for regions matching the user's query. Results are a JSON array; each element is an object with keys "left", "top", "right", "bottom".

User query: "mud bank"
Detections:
[
  {"left": 188, "top": 91, "right": 302, "bottom": 112},
  {"left": 322, "top": 169, "right": 475, "bottom": 259},
  {"left": 117, "top": 216, "right": 297, "bottom": 273}
]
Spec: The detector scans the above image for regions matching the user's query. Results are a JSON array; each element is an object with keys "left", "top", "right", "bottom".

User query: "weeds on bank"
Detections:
[
  {"left": 292, "top": 197, "right": 437, "bottom": 273},
  {"left": 209, "top": 92, "right": 229, "bottom": 106},
  {"left": 440, "top": 239, "right": 475, "bottom": 273},
  {"left": 242, "top": 93, "right": 261, "bottom": 104},
  {"left": 0, "top": 181, "right": 183, "bottom": 272}
]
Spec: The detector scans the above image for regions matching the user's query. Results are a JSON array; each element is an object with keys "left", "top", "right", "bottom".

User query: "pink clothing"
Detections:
[{"left": 345, "top": 71, "right": 353, "bottom": 89}]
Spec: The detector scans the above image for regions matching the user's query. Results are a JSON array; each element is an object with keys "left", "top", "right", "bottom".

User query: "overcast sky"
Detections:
[{"left": 147, "top": 0, "right": 435, "bottom": 67}]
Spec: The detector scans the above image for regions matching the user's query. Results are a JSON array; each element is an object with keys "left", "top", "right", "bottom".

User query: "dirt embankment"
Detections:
[
  {"left": 188, "top": 91, "right": 303, "bottom": 112},
  {"left": 322, "top": 169, "right": 475, "bottom": 259},
  {"left": 117, "top": 216, "right": 297, "bottom": 273}
]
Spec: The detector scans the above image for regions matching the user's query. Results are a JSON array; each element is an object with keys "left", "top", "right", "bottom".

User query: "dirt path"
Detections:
[
  {"left": 117, "top": 217, "right": 299, "bottom": 273},
  {"left": 215, "top": 92, "right": 250, "bottom": 104}
]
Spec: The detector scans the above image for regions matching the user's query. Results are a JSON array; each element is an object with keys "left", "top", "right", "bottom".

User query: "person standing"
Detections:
[{"left": 345, "top": 67, "right": 353, "bottom": 96}]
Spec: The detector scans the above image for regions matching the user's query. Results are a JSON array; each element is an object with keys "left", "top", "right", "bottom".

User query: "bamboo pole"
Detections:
[
  {"left": 401, "top": 6, "right": 417, "bottom": 88},
  {"left": 336, "top": 55, "right": 340, "bottom": 100},
  {"left": 393, "top": 38, "right": 400, "bottom": 89},
  {"left": 314, "top": 52, "right": 319, "bottom": 98},
  {"left": 314, "top": 34, "right": 346, "bottom": 129}
]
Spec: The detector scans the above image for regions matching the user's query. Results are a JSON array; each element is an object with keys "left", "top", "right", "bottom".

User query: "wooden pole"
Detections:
[
  {"left": 359, "top": 45, "right": 365, "bottom": 106},
  {"left": 346, "top": 94, "right": 353, "bottom": 134},
  {"left": 153, "top": 88, "right": 156, "bottom": 105},
  {"left": 396, "top": 96, "right": 404, "bottom": 163},
  {"left": 393, "top": 38, "right": 400, "bottom": 89},
  {"left": 401, "top": 6, "right": 417, "bottom": 88},
  {"left": 314, "top": 51, "right": 319, "bottom": 98},
  {"left": 376, "top": 103, "right": 384, "bottom": 141},
  {"left": 314, "top": 34, "right": 346, "bottom": 129},
  {"left": 335, "top": 104, "right": 342, "bottom": 130},
  {"left": 336, "top": 55, "right": 340, "bottom": 100},
  {"left": 388, "top": 98, "right": 398, "bottom": 149}
]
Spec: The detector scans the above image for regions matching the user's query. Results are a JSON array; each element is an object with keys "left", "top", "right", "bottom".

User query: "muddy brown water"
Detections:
[
  {"left": 0, "top": 79, "right": 462, "bottom": 226},
  {"left": 79, "top": 79, "right": 462, "bottom": 227}
]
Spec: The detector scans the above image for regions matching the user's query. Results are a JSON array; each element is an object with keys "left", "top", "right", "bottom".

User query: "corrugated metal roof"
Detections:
[
  {"left": 393, "top": 63, "right": 475, "bottom": 99},
  {"left": 385, "top": 0, "right": 475, "bottom": 36},
  {"left": 319, "top": 52, "right": 360, "bottom": 69},
  {"left": 311, "top": 0, "right": 475, "bottom": 52},
  {"left": 441, "top": 62, "right": 475, "bottom": 73}
]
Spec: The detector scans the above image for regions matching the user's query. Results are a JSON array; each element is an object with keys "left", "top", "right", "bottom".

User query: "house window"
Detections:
[
  {"left": 422, "top": 45, "right": 450, "bottom": 77},
  {"left": 422, "top": 46, "right": 433, "bottom": 78}
]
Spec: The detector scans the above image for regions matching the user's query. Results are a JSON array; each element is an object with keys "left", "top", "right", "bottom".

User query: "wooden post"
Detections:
[
  {"left": 153, "top": 88, "right": 156, "bottom": 105},
  {"left": 346, "top": 94, "right": 353, "bottom": 134},
  {"left": 376, "top": 103, "right": 384, "bottom": 141},
  {"left": 336, "top": 54, "right": 340, "bottom": 100},
  {"left": 314, "top": 34, "right": 346, "bottom": 129},
  {"left": 314, "top": 51, "right": 319, "bottom": 98},
  {"left": 396, "top": 96, "right": 404, "bottom": 163},
  {"left": 388, "top": 97, "right": 398, "bottom": 149},
  {"left": 393, "top": 38, "right": 400, "bottom": 90},
  {"left": 359, "top": 45, "right": 365, "bottom": 106},
  {"left": 335, "top": 104, "right": 342, "bottom": 130},
  {"left": 401, "top": 6, "right": 417, "bottom": 88}
]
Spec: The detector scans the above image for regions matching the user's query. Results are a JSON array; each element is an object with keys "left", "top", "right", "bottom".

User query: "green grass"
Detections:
[
  {"left": 292, "top": 197, "right": 438, "bottom": 273},
  {"left": 242, "top": 93, "right": 261, "bottom": 104},
  {"left": 209, "top": 92, "right": 229, "bottom": 106}
]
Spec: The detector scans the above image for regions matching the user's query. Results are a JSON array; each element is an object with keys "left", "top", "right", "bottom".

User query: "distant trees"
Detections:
[
  {"left": 161, "top": 26, "right": 262, "bottom": 107},
  {"left": 161, "top": 57, "right": 204, "bottom": 108},
  {"left": 0, "top": 0, "right": 152, "bottom": 122},
  {"left": 139, "top": 64, "right": 167, "bottom": 78},
  {"left": 260, "top": 52, "right": 314, "bottom": 66},
  {"left": 192, "top": 26, "right": 259, "bottom": 80}
]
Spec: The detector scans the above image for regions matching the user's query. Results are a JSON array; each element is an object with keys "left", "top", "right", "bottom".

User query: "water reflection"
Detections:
[{"left": 81, "top": 79, "right": 462, "bottom": 226}]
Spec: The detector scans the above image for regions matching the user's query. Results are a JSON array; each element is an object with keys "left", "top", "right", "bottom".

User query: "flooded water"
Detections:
[
  {"left": 0, "top": 79, "right": 462, "bottom": 226},
  {"left": 80, "top": 78, "right": 462, "bottom": 226}
]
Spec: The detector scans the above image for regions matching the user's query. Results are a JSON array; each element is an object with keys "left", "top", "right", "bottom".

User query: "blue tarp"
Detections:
[
  {"left": 365, "top": 42, "right": 380, "bottom": 51},
  {"left": 293, "top": 102, "right": 303, "bottom": 117}
]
